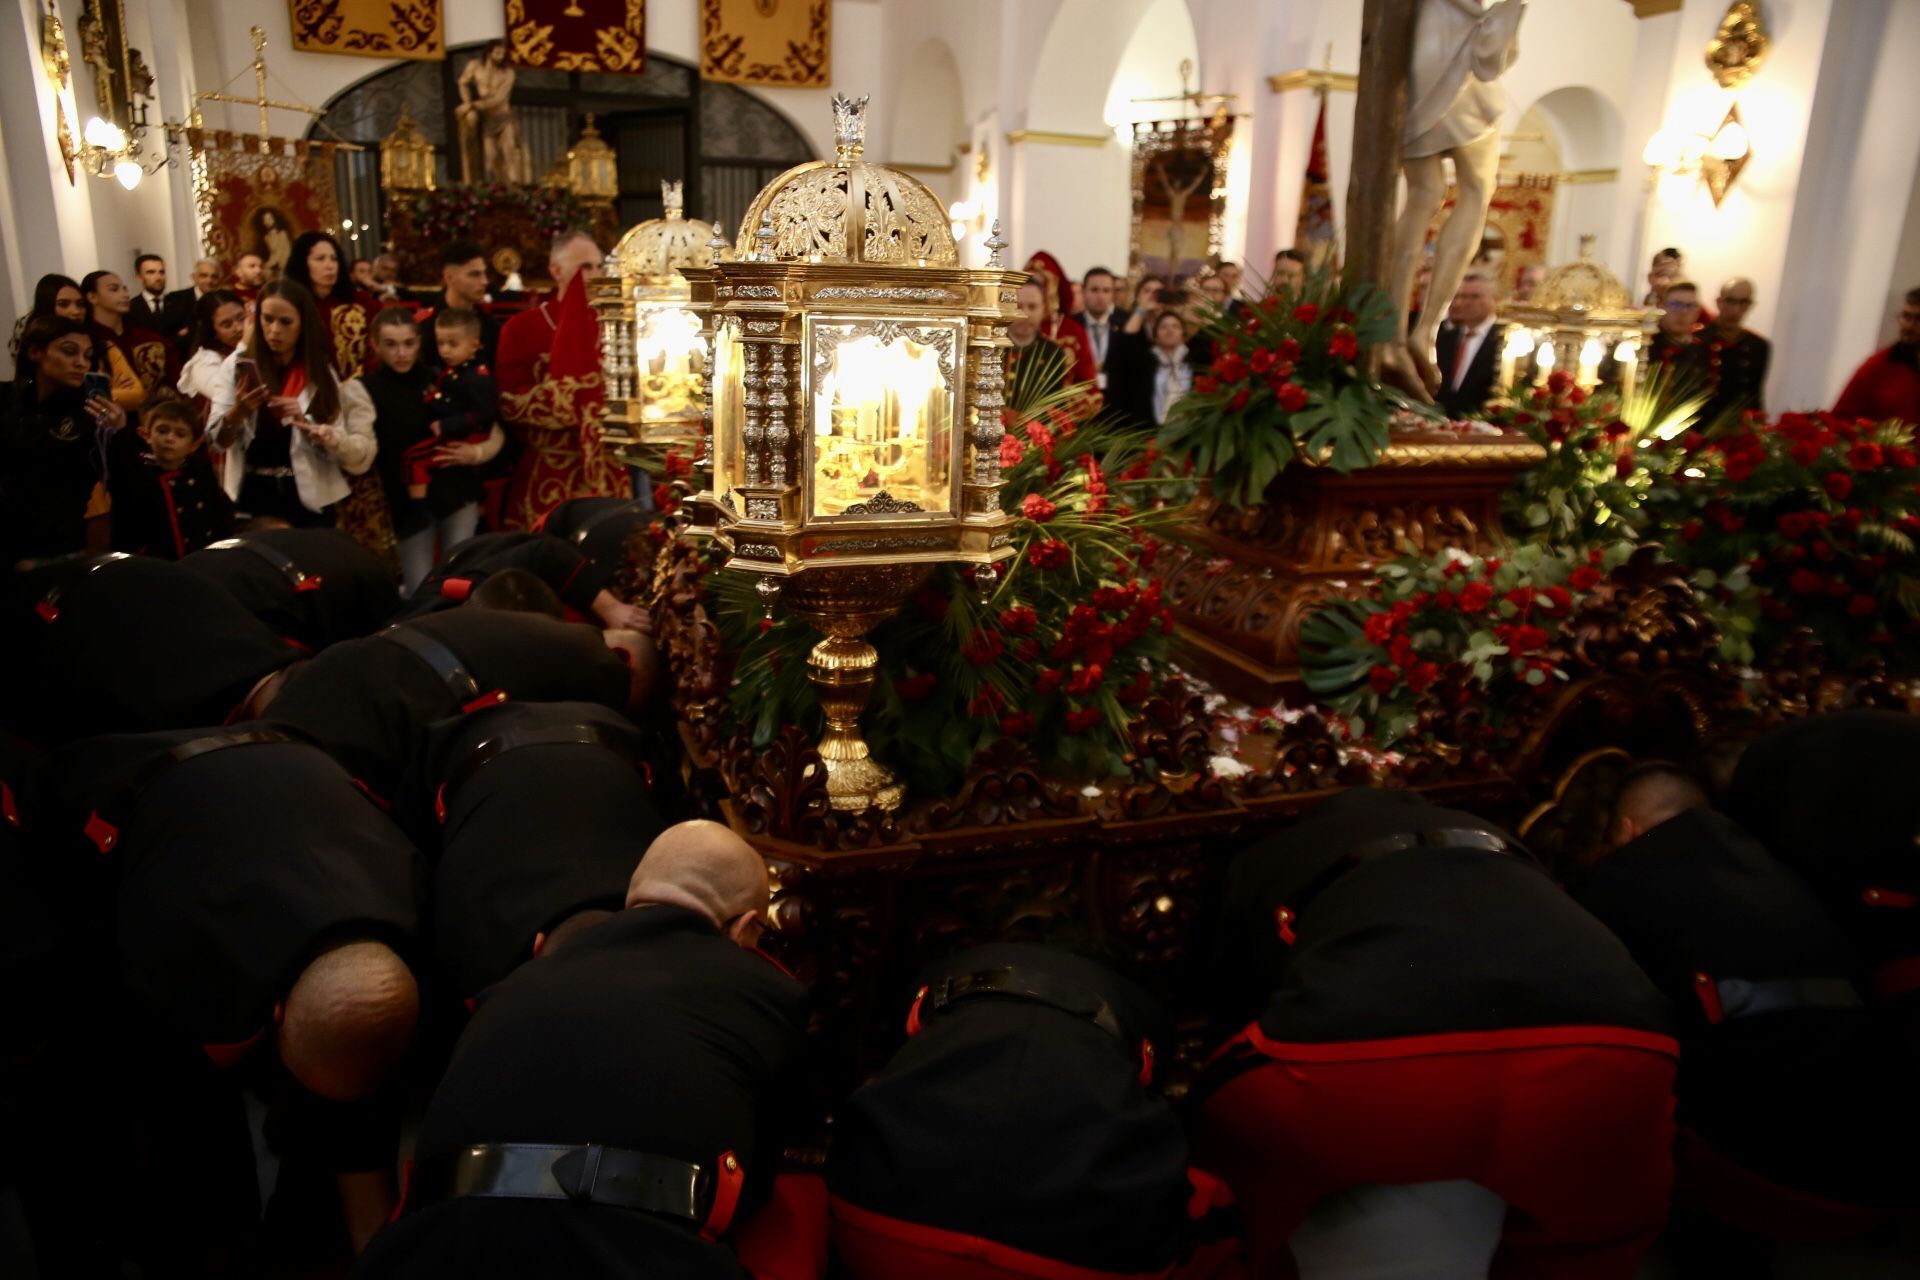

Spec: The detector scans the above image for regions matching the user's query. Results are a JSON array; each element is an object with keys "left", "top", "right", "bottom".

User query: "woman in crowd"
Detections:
[
  {"left": 176, "top": 289, "right": 248, "bottom": 415},
  {"left": 286, "top": 229, "right": 397, "bottom": 560},
  {"left": 207, "top": 279, "right": 375, "bottom": 528},
  {"left": 8, "top": 273, "right": 86, "bottom": 361},
  {"left": 1112, "top": 309, "right": 1200, "bottom": 430},
  {"left": 0, "top": 316, "right": 125, "bottom": 564}
]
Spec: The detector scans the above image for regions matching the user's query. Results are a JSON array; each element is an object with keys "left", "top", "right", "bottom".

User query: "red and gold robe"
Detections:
[
  {"left": 90, "top": 321, "right": 179, "bottom": 412},
  {"left": 318, "top": 296, "right": 397, "bottom": 564},
  {"left": 497, "top": 274, "right": 630, "bottom": 530}
]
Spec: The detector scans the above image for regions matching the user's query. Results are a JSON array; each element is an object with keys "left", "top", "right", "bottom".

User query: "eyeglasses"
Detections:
[{"left": 1664, "top": 300, "right": 1700, "bottom": 311}]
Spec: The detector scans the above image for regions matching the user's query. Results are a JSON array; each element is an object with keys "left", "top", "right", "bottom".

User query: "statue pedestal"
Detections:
[{"left": 1155, "top": 432, "right": 1546, "bottom": 707}]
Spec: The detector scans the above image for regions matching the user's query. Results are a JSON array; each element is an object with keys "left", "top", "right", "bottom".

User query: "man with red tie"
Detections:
[{"left": 1432, "top": 272, "right": 1504, "bottom": 420}]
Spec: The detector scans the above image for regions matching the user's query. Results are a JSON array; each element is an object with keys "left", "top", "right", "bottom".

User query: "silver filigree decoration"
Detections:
[
  {"left": 822, "top": 535, "right": 945, "bottom": 553},
  {"left": 990, "top": 533, "right": 1012, "bottom": 547},
  {"left": 832, "top": 92, "right": 869, "bottom": 160},
  {"left": 767, "top": 344, "right": 792, "bottom": 488},
  {"left": 754, "top": 212, "right": 777, "bottom": 262},
  {"left": 815, "top": 286, "right": 955, "bottom": 302},
  {"left": 811, "top": 321, "right": 958, "bottom": 393},
  {"left": 746, "top": 497, "right": 780, "bottom": 520},
  {"left": 841, "top": 490, "right": 924, "bottom": 516},
  {"left": 718, "top": 490, "right": 740, "bottom": 517},
  {"left": 985, "top": 219, "right": 1007, "bottom": 268},
  {"left": 736, "top": 285, "right": 781, "bottom": 299},
  {"left": 746, "top": 320, "right": 781, "bottom": 333},
  {"left": 735, "top": 543, "right": 781, "bottom": 560}
]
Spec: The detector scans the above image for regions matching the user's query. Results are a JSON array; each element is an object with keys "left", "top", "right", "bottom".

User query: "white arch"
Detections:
[
  {"left": 890, "top": 38, "right": 967, "bottom": 167},
  {"left": 1027, "top": 0, "right": 1194, "bottom": 136},
  {"left": 1525, "top": 86, "right": 1623, "bottom": 174}
]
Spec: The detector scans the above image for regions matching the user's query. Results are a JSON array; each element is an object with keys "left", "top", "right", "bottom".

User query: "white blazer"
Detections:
[{"left": 206, "top": 346, "right": 376, "bottom": 512}]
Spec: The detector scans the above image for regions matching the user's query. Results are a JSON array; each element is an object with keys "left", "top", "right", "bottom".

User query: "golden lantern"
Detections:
[
  {"left": 566, "top": 112, "right": 618, "bottom": 204},
  {"left": 379, "top": 104, "right": 435, "bottom": 193},
  {"left": 680, "top": 93, "right": 1022, "bottom": 813},
  {"left": 592, "top": 180, "right": 718, "bottom": 456},
  {"left": 1499, "top": 237, "right": 1659, "bottom": 401}
]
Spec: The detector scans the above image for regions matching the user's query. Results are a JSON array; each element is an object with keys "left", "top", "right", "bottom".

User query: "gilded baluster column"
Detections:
[
  {"left": 968, "top": 336, "right": 1007, "bottom": 512},
  {"left": 766, "top": 342, "right": 794, "bottom": 489}
]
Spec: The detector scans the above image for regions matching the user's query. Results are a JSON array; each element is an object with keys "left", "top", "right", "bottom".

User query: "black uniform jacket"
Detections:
[
  {"left": 180, "top": 527, "right": 398, "bottom": 651},
  {"left": 20, "top": 728, "right": 423, "bottom": 1056},
  {"left": 1726, "top": 709, "right": 1920, "bottom": 969},
  {"left": 359, "top": 905, "right": 807, "bottom": 1279},
  {"left": 107, "top": 453, "right": 235, "bottom": 559},
  {"left": 828, "top": 942, "right": 1192, "bottom": 1274},
  {"left": 262, "top": 608, "right": 632, "bottom": 801},
  {"left": 1214, "top": 788, "right": 1672, "bottom": 1049},
  {"left": 407, "top": 700, "right": 665, "bottom": 996},
  {"left": 396, "top": 531, "right": 601, "bottom": 620},
  {"left": 2, "top": 553, "right": 300, "bottom": 748},
  {"left": 1574, "top": 807, "right": 1916, "bottom": 1207}
]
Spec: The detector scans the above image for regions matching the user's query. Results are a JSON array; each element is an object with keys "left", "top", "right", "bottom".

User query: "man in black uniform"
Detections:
[
  {"left": 1575, "top": 764, "right": 1918, "bottom": 1259},
  {"left": 405, "top": 699, "right": 667, "bottom": 996},
  {"left": 1194, "top": 788, "right": 1676, "bottom": 1280},
  {"left": 14, "top": 727, "right": 424, "bottom": 1273},
  {"left": 2, "top": 552, "right": 300, "bottom": 748},
  {"left": 181, "top": 526, "right": 400, "bottom": 651},
  {"left": 359, "top": 820, "right": 809, "bottom": 1278},
  {"left": 827, "top": 941, "right": 1203, "bottom": 1280},
  {"left": 396, "top": 526, "right": 649, "bottom": 630},
  {"left": 1724, "top": 709, "right": 1920, "bottom": 1012},
  {"left": 260, "top": 607, "right": 642, "bottom": 801}
]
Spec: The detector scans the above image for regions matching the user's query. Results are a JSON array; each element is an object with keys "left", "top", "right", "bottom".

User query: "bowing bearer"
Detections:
[
  {"left": 404, "top": 699, "right": 666, "bottom": 996},
  {"left": 827, "top": 941, "right": 1208, "bottom": 1280},
  {"left": 1194, "top": 787, "right": 1676, "bottom": 1279},
  {"left": 399, "top": 519, "right": 650, "bottom": 630},
  {"left": 181, "top": 525, "right": 399, "bottom": 650},
  {"left": 1575, "top": 764, "right": 1918, "bottom": 1263},
  {"left": 359, "top": 821, "right": 808, "bottom": 1278}
]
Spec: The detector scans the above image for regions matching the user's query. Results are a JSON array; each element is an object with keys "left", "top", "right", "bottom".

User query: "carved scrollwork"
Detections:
[
  {"left": 907, "top": 739, "right": 1085, "bottom": 832},
  {"left": 815, "top": 286, "right": 956, "bottom": 303},
  {"left": 840, "top": 490, "right": 924, "bottom": 516},
  {"left": 1564, "top": 546, "right": 1716, "bottom": 675}
]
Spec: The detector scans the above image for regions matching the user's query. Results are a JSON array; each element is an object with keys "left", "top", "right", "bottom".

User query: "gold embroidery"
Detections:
[
  {"left": 331, "top": 305, "right": 368, "bottom": 377},
  {"left": 131, "top": 340, "right": 168, "bottom": 391}
]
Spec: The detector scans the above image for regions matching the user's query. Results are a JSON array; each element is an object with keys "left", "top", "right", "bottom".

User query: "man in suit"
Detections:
[
  {"left": 1433, "top": 272, "right": 1504, "bottom": 420},
  {"left": 128, "top": 254, "right": 193, "bottom": 349},
  {"left": 1071, "top": 267, "right": 1127, "bottom": 393}
]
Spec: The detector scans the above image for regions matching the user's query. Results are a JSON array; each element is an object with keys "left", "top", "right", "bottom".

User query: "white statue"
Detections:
[{"left": 1387, "top": 0, "right": 1525, "bottom": 396}]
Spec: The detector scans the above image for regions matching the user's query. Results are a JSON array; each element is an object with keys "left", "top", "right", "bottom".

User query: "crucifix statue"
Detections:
[
  {"left": 456, "top": 40, "right": 531, "bottom": 185},
  {"left": 1348, "top": 0, "right": 1525, "bottom": 400},
  {"left": 1150, "top": 146, "right": 1213, "bottom": 275}
]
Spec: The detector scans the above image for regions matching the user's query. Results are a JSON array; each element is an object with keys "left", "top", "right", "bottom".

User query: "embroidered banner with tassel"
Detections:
[
  {"left": 287, "top": 0, "right": 444, "bottom": 62},
  {"left": 700, "top": 0, "right": 829, "bottom": 87},
  {"left": 505, "top": 0, "right": 646, "bottom": 73}
]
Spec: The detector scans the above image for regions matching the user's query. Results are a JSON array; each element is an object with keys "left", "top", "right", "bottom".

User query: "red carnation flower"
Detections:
[
  {"left": 1194, "top": 375, "right": 1220, "bottom": 395},
  {"left": 964, "top": 630, "right": 1004, "bottom": 666},
  {"left": 998, "top": 434, "right": 1026, "bottom": 468},
  {"left": 1328, "top": 327, "right": 1359, "bottom": 361},
  {"left": 894, "top": 672, "right": 937, "bottom": 701},
  {"left": 1064, "top": 707, "right": 1103, "bottom": 734},
  {"left": 1789, "top": 568, "right": 1825, "bottom": 595},
  {"left": 1021, "top": 493, "right": 1057, "bottom": 523},
  {"left": 1035, "top": 667, "right": 1064, "bottom": 694},
  {"left": 1505, "top": 625, "right": 1551, "bottom": 656},
  {"left": 999, "top": 605, "right": 1038, "bottom": 634},
  {"left": 1277, "top": 337, "right": 1302, "bottom": 362},
  {"left": 1028, "top": 539, "right": 1071, "bottom": 570},
  {"left": 1292, "top": 303, "right": 1320, "bottom": 325},
  {"left": 1368, "top": 664, "right": 1398, "bottom": 695},
  {"left": 1363, "top": 611, "right": 1398, "bottom": 645},
  {"left": 1825, "top": 472, "right": 1854, "bottom": 501},
  {"left": 1615, "top": 453, "right": 1636, "bottom": 479},
  {"left": 1250, "top": 348, "right": 1277, "bottom": 374},
  {"left": 1065, "top": 663, "right": 1104, "bottom": 696},
  {"left": 1849, "top": 442, "right": 1884, "bottom": 471},
  {"left": 1547, "top": 370, "right": 1575, "bottom": 395},
  {"left": 1777, "top": 512, "right": 1812, "bottom": 538},
  {"left": 1891, "top": 447, "right": 1918, "bottom": 470},
  {"left": 1406, "top": 662, "right": 1440, "bottom": 695},
  {"left": 1214, "top": 353, "right": 1249, "bottom": 383},
  {"left": 1388, "top": 634, "right": 1416, "bottom": 667},
  {"left": 1790, "top": 441, "right": 1822, "bottom": 468},
  {"left": 1229, "top": 388, "right": 1251, "bottom": 411},
  {"left": 1543, "top": 585, "right": 1573, "bottom": 612},
  {"left": 1846, "top": 594, "right": 1879, "bottom": 619},
  {"left": 967, "top": 687, "right": 1004, "bottom": 717},
  {"left": 999, "top": 712, "right": 1034, "bottom": 737},
  {"left": 1276, "top": 382, "right": 1309, "bottom": 413},
  {"left": 1568, "top": 565, "right": 1604, "bottom": 591},
  {"left": 1458, "top": 581, "right": 1494, "bottom": 614}
]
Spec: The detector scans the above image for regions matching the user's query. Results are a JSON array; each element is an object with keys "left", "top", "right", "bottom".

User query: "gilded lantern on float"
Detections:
[
  {"left": 592, "top": 181, "right": 718, "bottom": 456},
  {"left": 1499, "top": 238, "right": 1659, "bottom": 401},
  {"left": 567, "top": 113, "right": 618, "bottom": 203},
  {"left": 681, "top": 92, "right": 1022, "bottom": 813},
  {"left": 379, "top": 104, "right": 435, "bottom": 193}
]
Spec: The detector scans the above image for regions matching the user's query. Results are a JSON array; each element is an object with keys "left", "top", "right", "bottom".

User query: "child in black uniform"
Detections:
[{"left": 109, "top": 395, "right": 235, "bottom": 558}]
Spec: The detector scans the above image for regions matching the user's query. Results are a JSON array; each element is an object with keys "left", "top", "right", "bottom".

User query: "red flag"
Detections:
[{"left": 1295, "top": 95, "right": 1337, "bottom": 269}]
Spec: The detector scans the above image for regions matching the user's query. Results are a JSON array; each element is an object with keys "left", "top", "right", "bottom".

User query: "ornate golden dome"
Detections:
[
  {"left": 1533, "top": 236, "right": 1633, "bottom": 313},
  {"left": 734, "top": 93, "right": 958, "bottom": 268},
  {"left": 613, "top": 180, "right": 719, "bottom": 281}
]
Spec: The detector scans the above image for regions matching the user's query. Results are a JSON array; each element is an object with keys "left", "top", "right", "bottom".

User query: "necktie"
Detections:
[{"left": 1452, "top": 327, "right": 1476, "bottom": 390}]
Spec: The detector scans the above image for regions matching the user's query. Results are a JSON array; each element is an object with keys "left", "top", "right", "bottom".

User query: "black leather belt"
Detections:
[
  {"left": 204, "top": 537, "right": 321, "bottom": 593},
  {"left": 34, "top": 552, "right": 132, "bottom": 622},
  {"left": 567, "top": 500, "right": 640, "bottom": 547},
  {"left": 84, "top": 728, "right": 304, "bottom": 854},
  {"left": 1343, "top": 827, "right": 1512, "bottom": 862},
  {"left": 377, "top": 624, "right": 505, "bottom": 712},
  {"left": 437, "top": 721, "right": 650, "bottom": 821},
  {"left": 914, "top": 964, "right": 1154, "bottom": 1083},
  {"left": 1696, "top": 974, "right": 1863, "bottom": 1024},
  {"left": 402, "top": 1143, "right": 740, "bottom": 1239}
]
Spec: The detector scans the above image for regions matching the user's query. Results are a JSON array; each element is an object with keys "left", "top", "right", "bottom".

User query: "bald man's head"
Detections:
[
  {"left": 1608, "top": 763, "right": 1710, "bottom": 851},
  {"left": 277, "top": 939, "right": 419, "bottom": 1101},
  {"left": 626, "top": 820, "right": 770, "bottom": 944}
]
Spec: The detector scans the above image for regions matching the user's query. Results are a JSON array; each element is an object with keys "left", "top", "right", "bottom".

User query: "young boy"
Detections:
[
  {"left": 109, "top": 394, "right": 236, "bottom": 558},
  {"left": 363, "top": 307, "right": 502, "bottom": 592}
]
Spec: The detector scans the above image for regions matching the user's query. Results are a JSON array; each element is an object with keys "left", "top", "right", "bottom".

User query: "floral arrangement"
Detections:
[
  {"left": 713, "top": 389, "right": 1189, "bottom": 798},
  {"left": 1489, "top": 369, "right": 1705, "bottom": 544},
  {"left": 1300, "top": 541, "right": 1638, "bottom": 748},
  {"left": 1157, "top": 272, "right": 1405, "bottom": 507},
  {"left": 409, "top": 183, "right": 592, "bottom": 246},
  {"left": 1638, "top": 411, "right": 1920, "bottom": 669}
]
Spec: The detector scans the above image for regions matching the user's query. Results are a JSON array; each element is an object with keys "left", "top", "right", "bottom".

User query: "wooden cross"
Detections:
[{"left": 1344, "top": 0, "right": 1417, "bottom": 295}]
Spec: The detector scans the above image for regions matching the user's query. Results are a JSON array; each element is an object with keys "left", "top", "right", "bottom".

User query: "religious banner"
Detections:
[
  {"left": 287, "top": 0, "right": 444, "bottom": 61},
  {"left": 1294, "top": 95, "right": 1337, "bottom": 271},
  {"left": 505, "top": 0, "right": 646, "bottom": 73},
  {"left": 1129, "top": 115, "right": 1233, "bottom": 285},
  {"left": 700, "top": 0, "right": 830, "bottom": 88},
  {"left": 190, "top": 130, "right": 343, "bottom": 278},
  {"left": 1428, "top": 173, "right": 1556, "bottom": 297}
]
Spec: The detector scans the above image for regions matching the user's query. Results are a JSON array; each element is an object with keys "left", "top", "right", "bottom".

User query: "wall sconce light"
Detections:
[{"left": 1643, "top": 104, "right": 1750, "bottom": 207}]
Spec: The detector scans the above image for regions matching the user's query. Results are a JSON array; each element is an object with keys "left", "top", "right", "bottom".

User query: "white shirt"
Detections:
[
  {"left": 1152, "top": 347, "right": 1193, "bottom": 424},
  {"left": 1449, "top": 322, "right": 1494, "bottom": 390},
  {"left": 145, "top": 290, "right": 166, "bottom": 311}
]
